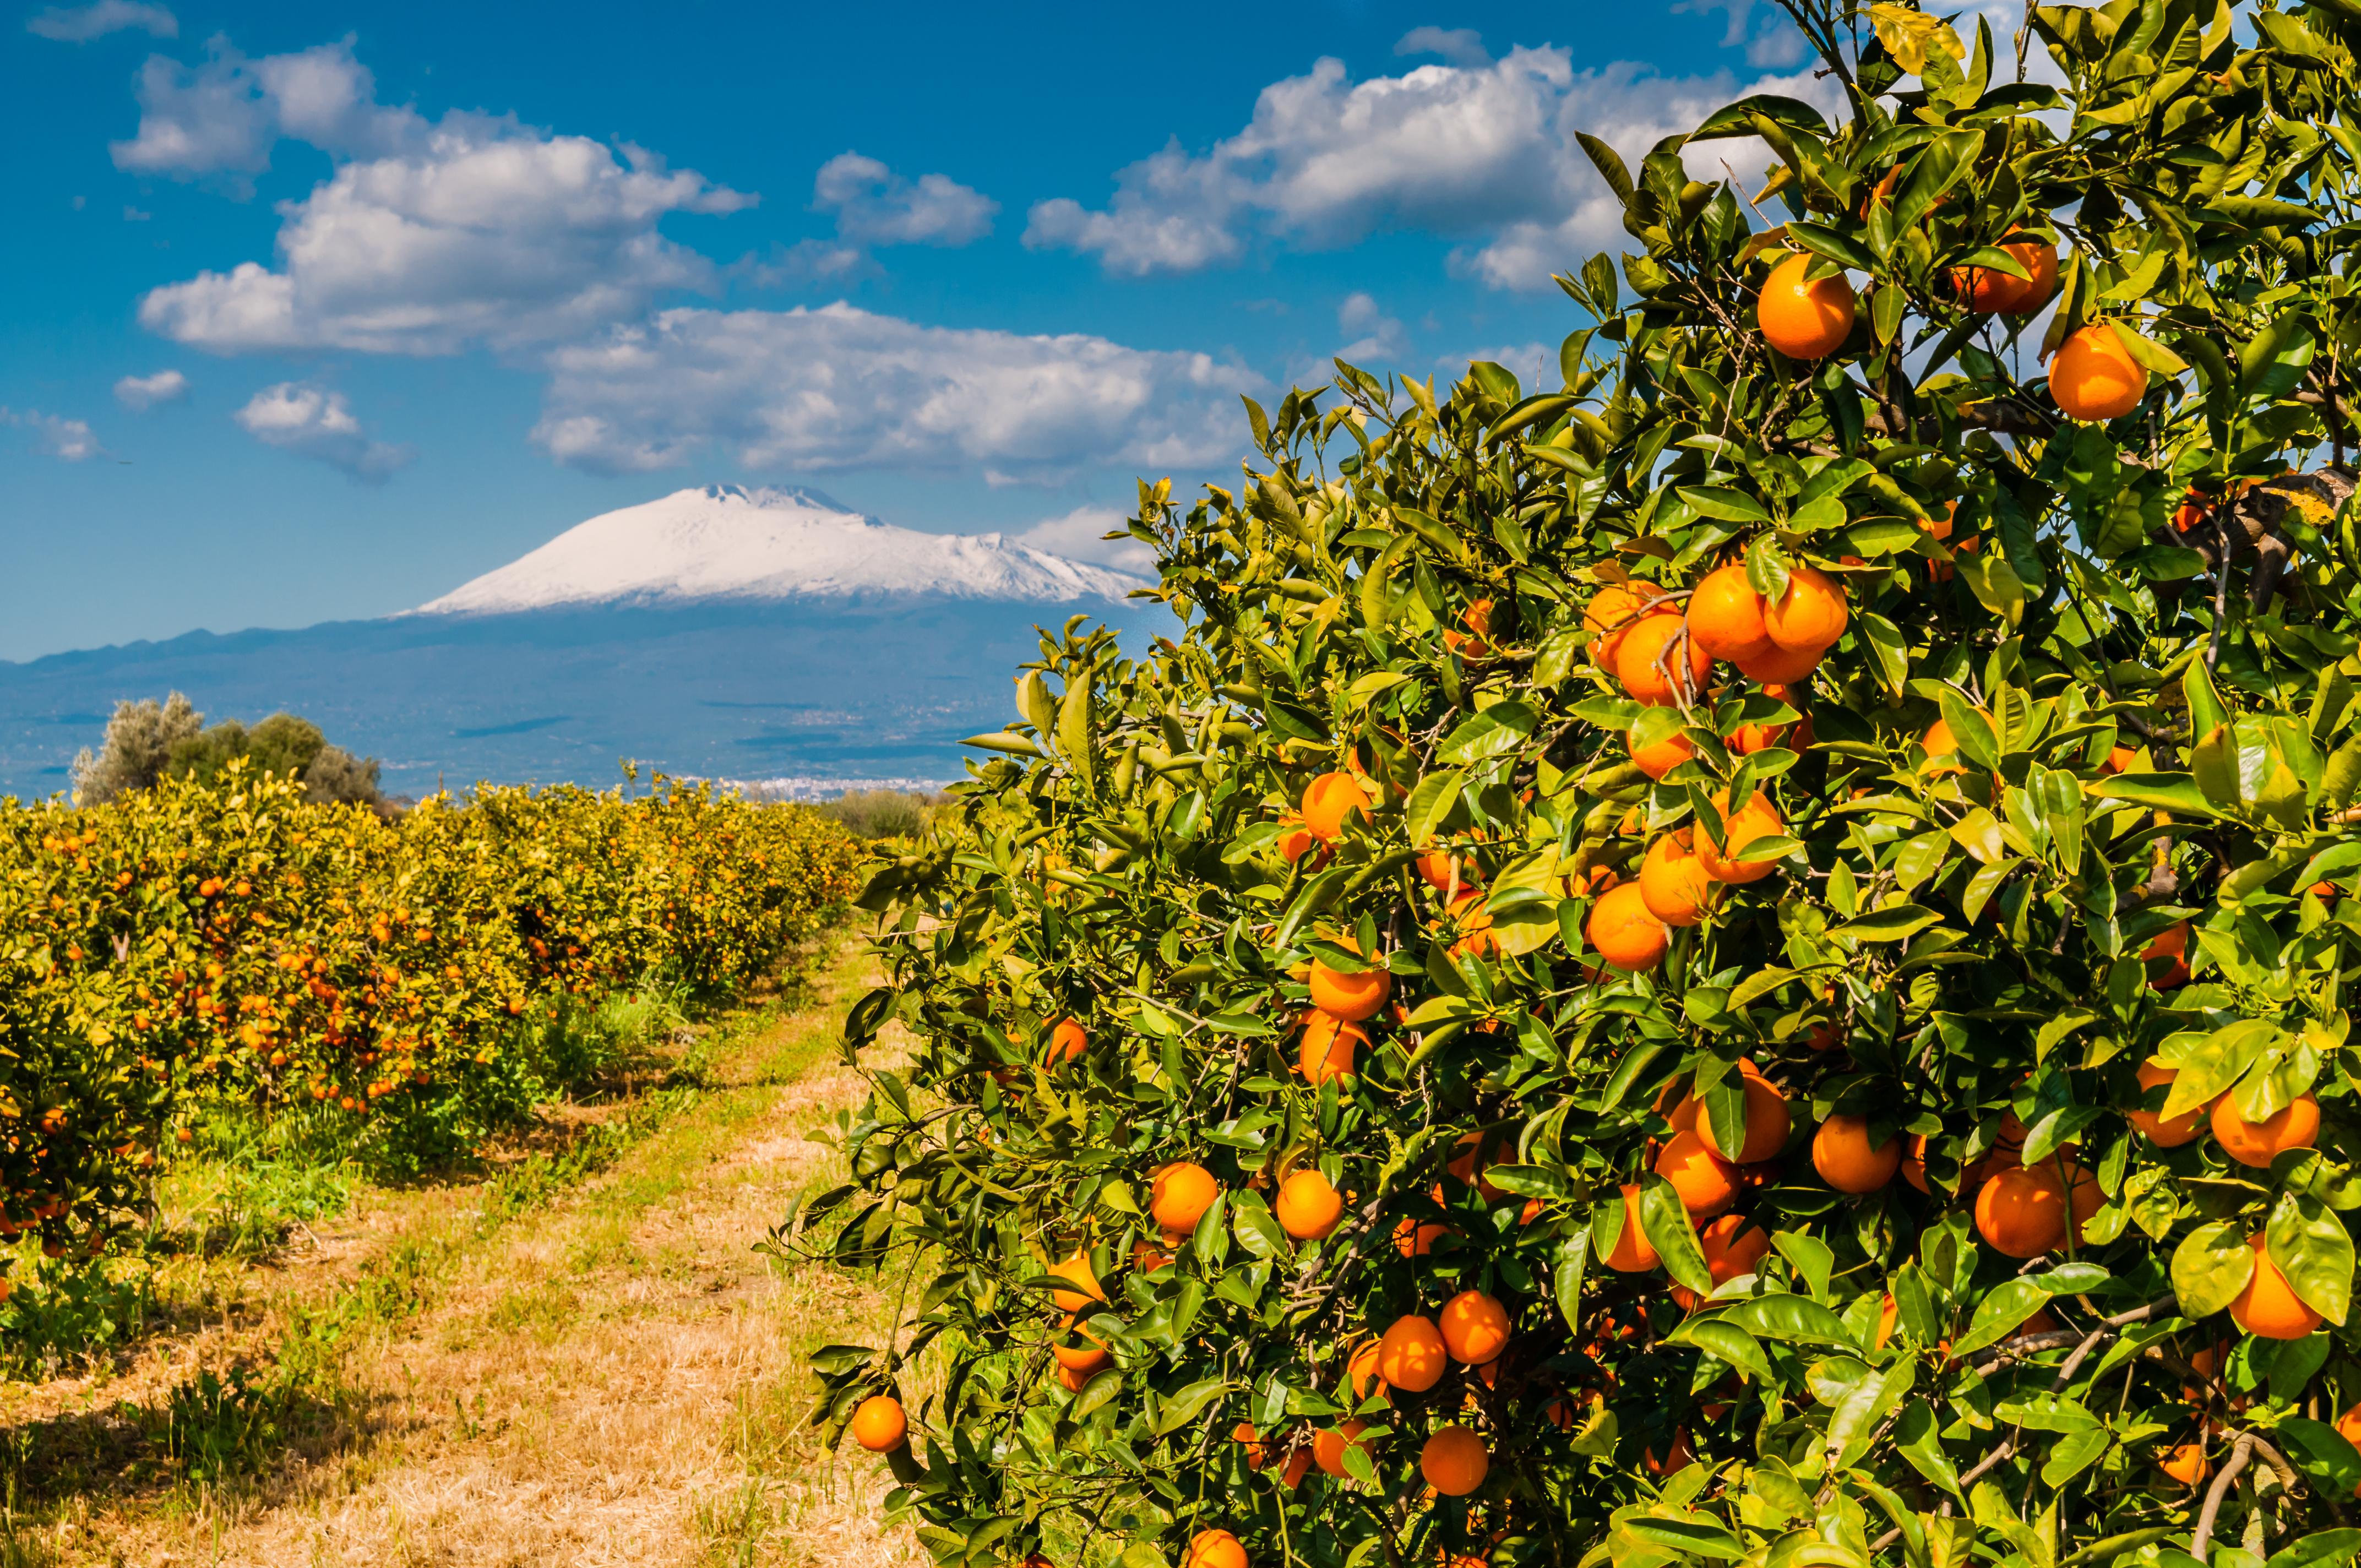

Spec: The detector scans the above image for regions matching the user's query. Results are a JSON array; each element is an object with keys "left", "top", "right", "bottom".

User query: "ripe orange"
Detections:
[
  {"left": 1602, "top": 1183, "right": 1658, "bottom": 1272},
  {"left": 1696, "top": 790, "right": 1785, "bottom": 884},
  {"left": 2144, "top": 921, "right": 2191, "bottom": 989},
  {"left": 2052, "top": 323, "right": 2147, "bottom": 422},
  {"left": 1414, "top": 848, "right": 1479, "bottom": 893},
  {"left": 850, "top": 1394, "right": 907, "bottom": 1451},
  {"left": 1587, "top": 882, "right": 1669, "bottom": 972},
  {"left": 1696, "top": 1066, "right": 1789, "bottom": 1163},
  {"left": 2160, "top": 1441, "right": 2211, "bottom": 1488},
  {"left": 1377, "top": 1315, "right": 1450, "bottom": 1392},
  {"left": 1655, "top": 1129, "right": 1738, "bottom": 1216},
  {"left": 1974, "top": 1165, "right": 2066, "bottom": 1259},
  {"left": 1053, "top": 1316, "right": 1111, "bottom": 1374},
  {"left": 1233, "top": 1422, "right": 1267, "bottom": 1470},
  {"left": 1813, "top": 1115, "right": 1901, "bottom": 1193},
  {"left": 2212, "top": 1092, "right": 2319, "bottom": 1167},
  {"left": 1395, "top": 1216, "right": 1450, "bottom": 1257},
  {"left": 1186, "top": 1530, "right": 1250, "bottom": 1568},
  {"left": 1302, "top": 772, "right": 1373, "bottom": 841},
  {"left": 1299, "top": 1009, "right": 1367, "bottom": 1085},
  {"left": 1686, "top": 562, "right": 1772, "bottom": 661},
  {"left": 1444, "top": 891, "right": 1498, "bottom": 959},
  {"left": 1276, "top": 1169, "right": 1345, "bottom": 1239},
  {"left": 1901, "top": 1132, "right": 1929, "bottom": 1193},
  {"left": 1951, "top": 240, "right": 2057, "bottom": 314},
  {"left": 1314, "top": 1418, "right": 1372, "bottom": 1477},
  {"left": 1645, "top": 1427, "right": 1695, "bottom": 1475},
  {"left": 1617, "top": 613, "right": 1713, "bottom": 706},
  {"left": 1421, "top": 1425, "right": 1490, "bottom": 1496},
  {"left": 1734, "top": 639, "right": 1823, "bottom": 684},
  {"left": 1047, "top": 1017, "right": 1087, "bottom": 1064},
  {"left": 1274, "top": 813, "right": 1319, "bottom": 864},
  {"left": 1759, "top": 252, "right": 1856, "bottom": 360},
  {"left": 1439, "top": 1290, "right": 1512, "bottom": 1363},
  {"left": 1764, "top": 567, "right": 1847, "bottom": 652},
  {"left": 1152, "top": 1162, "right": 1222, "bottom": 1234},
  {"left": 1698, "top": 1213, "right": 1770, "bottom": 1288},
  {"left": 1585, "top": 581, "right": 1669, "bottom": 669},
  {"left": 1638, "top": 829, "right": 1719, "bottom": 928},
  {"left": 2232, "top": 1234, "right": 2324, "bottom": 1340},
  {"left": 2130, "top": 1060, "right": 2207, "bottom": 1146},
  {"left": 1308, "top": 934, "right": 1390, "bottom": 1021},
  {"left": 1049, "top": 1249, "right": 1106, "bottom": 1312},
  {"left": 1346, "top": 1337, "right": 1385, "bottom": 1401},
  {"left": 1629, "top": 726, "right": 1698, "bottom": 781}
]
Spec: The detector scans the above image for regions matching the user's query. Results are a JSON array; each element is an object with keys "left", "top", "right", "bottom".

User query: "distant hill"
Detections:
[{"left": 0, "top": 485, "right": 1168, "bottom": 801}]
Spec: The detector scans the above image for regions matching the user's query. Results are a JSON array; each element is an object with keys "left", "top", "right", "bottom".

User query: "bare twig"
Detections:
[{"left": 2191, "top": 1431, "right": 2255, "bottom": 1562}]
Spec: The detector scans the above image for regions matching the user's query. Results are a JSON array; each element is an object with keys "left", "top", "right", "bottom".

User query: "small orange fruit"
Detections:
[
  {"left": 1813, "top": 1114, "right": 1901, "bottom": 1194},
  {"left": 1696, "top": 1066, "right": 1789, "bottom": 1163},
  {"left": 1276, "top": 1169, "right": 1345, "bottom": 1240},
  {"left": 1308, "top": 933, "right": 1390, "bottom": 1021},
  {"left": 1585, "top": 581, "right": 1669, "bottom": 669},
  {"left": 1602, "top": 1183, "right": 1658, "bottom": 1272},
  {"left": 2052, "top": 323, "right": 2147, "bottom": 422},
  {"left": 2160, "top": 1441, "right": 2211, "bottom": 1488},
  {"left": 1698, "top": 1213, "right": 1770, "bottom": 1287},
  {"left": 2130, "top": 1060, "right": 2207, "bottom": 1146},
  {"left": 1759, "top": 252, "right": 1856, "bottom": 360},
  {"left": 1439, "top": 1291, "right": 1512, "bottom": 1363},
  {"left": 1629, "top": 725, "right": 1698, "bottom": 781},
  {"left": 1346, "top": 1337, "right": 1386, "bottom": 1401},
  {"left": 1053, "top": 1317, "right": 1112, "bottom": 1374},
  {"left": 1152, "top": 1162, "right": 1222, "bottom": 1234},
  {"left": 1313, "top": 1418, "right": 1372, "bottom": 1477},
  {"left": 1049, "top": 1249, "right": 1106, "bottom": 1312},
  {"left": 1233, "top": 1422, "right": 1267, "bottom": 1470},
  {"left": 1048, "top": 1017, "right": 1087, "bottom": 1064},
  {"left": 1377, "top": 1315, "right": 1450, "bottom": 1392},
  {"left": 1617, "top": 613, "right": 1713, "bottom": 706},
  {"left": 1394, "top": 1216, "right": 1450, "bottom": 1257},
  {"left": 1686, "top": 562, "right": 1772, "bottom": 661},
  {"left": 1638, "top": 829, "right": 1719, "bottom": 928},
  {"left": 1901, "top": 1132, "right": 1929, "bottom": 1193},
  {"left": 2144, "top": 921, "right": 2191, "bottom": 989},
  {"left": 1186, "top": 1530, "right": 1250, "bottom": 1568},
  {"left": 1302, "top": 772, "right": 1373, "bottom": 841},
  {"left": 1299, "top": 1009, "right": 1367, "bottom": 1085},
  {"left": 1274, "top": 813, "right": 1319, "bottom": 864},
  {"left": 1414, "top": 848, "right": 1479, "bottom": 893},
  {"left": 1655, "top": 1129, "right": 1739, "bottom": 1217},
  {"left": 2232, "top": 1234, "right": 2324, "bottom": 1340},
  {"left": 850, "top": 1394, "right": 907, "bottom": 1451},
  {"left": 1733, "top": 639, "right": 1823, "bottom": 684},
  {"left": 1951, "top": 240, "right": 2057, "bottom": 314},
  {"left": 1975, "top": 1164, "right": 2066, "bottom": 1259},
  {"left": 1696, "top": 789, "right": 1785, "bottom": 884},
  {"left": 1421, "top": 1425, "right": 1490, "bottom": 1496},
  {"left": 1587, "top": 881, "right": 1669, "bottom": 972},
  {"left": 1764, "top": 566, "right": 1847, "bottom": 652},
  {"left": 2212, "top": 1092, "right": 2319, "bottom": 1167}
]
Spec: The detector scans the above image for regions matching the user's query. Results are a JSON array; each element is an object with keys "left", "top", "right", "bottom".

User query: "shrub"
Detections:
[
  {"left": 818, "top": 3, "right": 2361, "bottom": 1565},
  {"left": 69, "top": 692, "right": 202, "bottom": 805},
  {"left": 816, "top": 790, "right": 941, "bottom": 840}
]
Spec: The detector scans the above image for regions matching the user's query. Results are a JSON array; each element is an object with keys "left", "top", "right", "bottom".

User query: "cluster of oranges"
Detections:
[{"left": 1754, "top": 236, "right": 2150, "bottom": 423}]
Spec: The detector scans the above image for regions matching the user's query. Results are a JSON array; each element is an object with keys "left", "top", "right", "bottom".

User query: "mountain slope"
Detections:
[{"left": 414, "top": 484, "right": 1145, "bottom": 615}]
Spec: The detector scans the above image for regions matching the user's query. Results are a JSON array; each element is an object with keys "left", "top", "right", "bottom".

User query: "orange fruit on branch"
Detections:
[
  {"left": 1049, "top": 1249, "right": 1106, "bottom": 1312},
  {"left": 2211, "top": 1092, "right": 2319, "bottom": 1167},
  {"left": 2231, "top": 1234, "right": 2323, "bottom": 1340},
  {"left": 1276, "top": 1169, "right": 1345, "bottom": 1239},
  {"left": 1047, "top": 1017, "right": 1087, "bottom": 1064},
  {"left": 1439, "top": 1290, "right": 1512, "bottom": 1364},
  {"left": 1696, "top": 790, "right": 1785, "bottom": 884},
  {"left": 1695, "top": 1068, "right": 1789, "bottom": 1164},
  {"left": 1759, "top": 252, "right": 1856, "bottom": 360},
  {"left": 1421, "top": 1425, "right": 1490, "bottom": 1496},
  {"left": 1186, "top": 1531, "right": 1250, "bottom": 1568},
  {"left": 2129, "top": 1060, "right": 2207, "bottom": 1147},
  {"left": 2052, "top": 323, "right": 2148, "bottom": 422},
  {"left": 1313, "top": 1418, "right": 1372, "bottom": 1477},
  {"left": 850, "top": 1394, "right": 907, "bottom": 1451},
  {"left": 1299, "top": 1009, "right": 1367, "bottom": 1085},
  {"left": 1602, "top": 1183, "right": 1659, "bottom": 1272},
  {"left": 1812, "top": 1114, "right": 1901, "bottom": 1194},
  {"left": 1655, "top": 1129, "right": 1739, "bottom": 1216},
  {"left": 1053, "top": 1317, "right": 1112, "bottom": 1374},
  {"left": 1764, "top": 566, "right": 1847, "bottom": 653},
  {"left": 1302, "top": 772, "right": 1374, "bottom": 841},
  {"left": 1628, "top": 726, "right": 1698, "bottom": 781},
  {"left": 1974, "top": 1164, "right": 2066, "bottom": 1259},
  {"left": 1734, "top": 639, "right": 1823, "bottom": 684},
  {"left": 1638, "top": 829, "right": 1720, "bottom": 928},
  {"left": 1586, "top": 882, "right": 1669, "bottom": 972},
  {"left": 1308, "top": 934, "right": 1390, "bottom": 1021},
  {"left": 1152, "top": 1162, "right": 1222, "bottom": 1234},
  {"left": 1585, "top": 581, "right": 1668, "bottom": 669},
  {"left": 1377, "top": 1315, "right": 1450, "bottom": 1392},
  {"left": 1616, "top": 613, "right": 1713, "bottom": 706},
  {"left": 1686, "top": 562, "right": 1773, "bottom": 661}
]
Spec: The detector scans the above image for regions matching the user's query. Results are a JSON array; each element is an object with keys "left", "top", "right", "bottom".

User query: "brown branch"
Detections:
[{"left": 2191, "top": 1430, "right": 2255, "bottom": 1562}]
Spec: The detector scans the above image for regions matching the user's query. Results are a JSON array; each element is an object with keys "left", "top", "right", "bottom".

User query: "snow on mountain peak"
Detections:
[{"left": 409, "top": 484, "right": 1150, "bottom": 616}]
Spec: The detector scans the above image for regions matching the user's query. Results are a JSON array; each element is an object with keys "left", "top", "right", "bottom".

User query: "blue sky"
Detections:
[{"left": 0, "top": 0, "right": 1836, "bottom": 662}]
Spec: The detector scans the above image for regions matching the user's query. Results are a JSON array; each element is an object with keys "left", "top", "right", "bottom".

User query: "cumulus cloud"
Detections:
[
  {"left": 813, "top": 153, "right": 995, "bottom": 247},
  {"left": 1670, "top": 0, "right": 1809, "bottom": 68},
  {"left": 1336, "top": 292, "right": 1409, "bottom": 364},
  {"left": 530, "top": 301, "right": 1264, "bottom": 481},
  {"left": 113, "top": 369, "right": 189, "bottom": 409},
  {"left": 25, "top": 0, "right": 175, "bottom": 41},
  {"left": 232, "top": 383, "right": 412, "bottom": 480},
  {"left": 1395, "top": 26, "right": 1490, "bottom": 67},
  {"left": 1011, "top": 505, "right": 1157, "bottom": 574},
  {"left": 111, "top": 37, "right": 420, "bottom": 186},
  {"left": 0, "top": 408, "right": 103, "bottom": 460},
  {"left": 1024, "top": 47, "right": 1845, "bottom": 290}
]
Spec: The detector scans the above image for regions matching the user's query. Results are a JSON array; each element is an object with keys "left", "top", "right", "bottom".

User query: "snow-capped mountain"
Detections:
[
  {"left": 1, "top": 484, "right": 1172, "bottom": 800},
  {"left": 412, "top": 484, "right": 1145, "bottom": 616}
]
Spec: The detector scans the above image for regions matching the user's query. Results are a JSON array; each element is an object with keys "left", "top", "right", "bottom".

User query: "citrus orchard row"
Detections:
[
  {"left": 1, "top": 763, "right": 861, "bottom": 1263},
  {"left": 809, "top": 3, "right": 2361, "bottom": 1566}
]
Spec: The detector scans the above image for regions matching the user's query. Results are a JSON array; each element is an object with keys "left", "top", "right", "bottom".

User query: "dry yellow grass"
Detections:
[{"left": 6, "top": 930, "right": 933, "bottom": 1568}]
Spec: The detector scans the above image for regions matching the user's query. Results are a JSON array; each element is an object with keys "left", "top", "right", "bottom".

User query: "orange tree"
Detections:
[{"left": 814, "top": 2, "right": 2361, "bottom": 1565}]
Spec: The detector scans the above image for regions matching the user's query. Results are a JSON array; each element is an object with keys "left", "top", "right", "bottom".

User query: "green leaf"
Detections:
[
  {"left": 1437, "top": 702, "right": 1538, "bottom": 765},
  {"left": 1896, "top": 1399, "right": 1962, "bottom": 1498},
  {"left": 964, "top": 731, "right": 1046, "bottom": 758},
  {"left": 1676, "top": 486, "right": 1772, "bottom": 524},
  {"left": 1668, "top": 1316, "right": 1776, "bottom": 1383},
  {"left": 2263, "top": 1528, "right": 2361, "bottom": 1568},
  {"left": 1723, "top": 1292, "right": 1853, "bottom": 1346},
  {"left": 2089, "top": 772, "right": 2218, "bottom": 818},
  {"left": 1829, "top": 1359, "right": 1917, "bottom": 1469},
  {"left": 2039, "top": 1429, "right": 2110, "bottom": 1489},
  {"left": 1952, "top": 1278, "right": 2048, "bottom": 1356},
  {"left": 2268, "top": 1191, "right": 2354, "bottom": 1325},
  {"left": 1405, "top": 769, "right": 1465, "bottom": 846},
  {"left": 2272, "top": 1426, "right": 2361, "bottom": 1504},
  {"left": 1620, "top": 1519, "right": 1748, "bottom": 1560},
  {"left": 1834, "top": 904, "right": 1941, "bottom": 943},
  {"left": 2170, "top": 1220, "right": 2256, "bottom": 1318},
  {"left": 1786, "top": 221, "right": 1876, "bottom": 273},
  {"left": 1640, "top": 1174, "right": 1713, "bottom": 1294}
]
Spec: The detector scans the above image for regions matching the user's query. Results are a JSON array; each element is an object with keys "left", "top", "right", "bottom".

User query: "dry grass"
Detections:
[{"left": 0, "top": 930, "right": 931, "bottom": 1568}]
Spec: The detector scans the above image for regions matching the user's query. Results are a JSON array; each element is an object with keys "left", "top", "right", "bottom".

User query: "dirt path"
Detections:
[{"left": 25, "top": 931, "right": 928, "bottom": 1568}]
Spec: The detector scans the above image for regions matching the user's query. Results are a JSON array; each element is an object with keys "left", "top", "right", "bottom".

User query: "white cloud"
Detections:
[
  {"left": 123, "top": 204, "right": 151, "bottom": 220},
  {"left": 1336, "top": 292, "right": 1408, "bottom": 363},
  {"left": 1395, "top": 26, "right": 1490, "bottom": 68},
  {"left": 139, "top": 126, "right": 752, "bottom": 355},
  {"left": 530, "top": 301, "right": 1264, "bottom": 481},
  {"left": 1011, "top": 505, "right": 1157, "bottom": 574},
  {"left": 111, "top": 38, "right": 419, "bottom": 187},
  {"left": 26, "top": 0, "right": 175, "bottom": 42},
  {"left": 1024, "top": 47, "right": 1845, "bottom": 290},
  {"left": 812, "top": 152, "right": 995, "bottom": 247},
  {"left": 0, "top": 409, "right": 102, "bottom": 460},
  {"left": 114, "top": 369, "right": 188, "bottom": 409},
  {"left": 232, "top": 383, "right": 412, "bottom": 480},
  {"left": 1671, "top": 0, "right": 1809, "bottom": 68}
]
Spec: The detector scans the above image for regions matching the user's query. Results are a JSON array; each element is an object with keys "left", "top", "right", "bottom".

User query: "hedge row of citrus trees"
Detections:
[
  {"left": 0, "top": 764, "right": 861, "bottom": 1264},
  {"left": 814, "top": 1, "right": 2361, "bottom": 1566}
]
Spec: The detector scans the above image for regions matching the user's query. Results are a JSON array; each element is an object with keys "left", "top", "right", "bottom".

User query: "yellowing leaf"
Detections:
[{"left": 1870, "top": 4, "right": 1965, "bottom": 74}]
